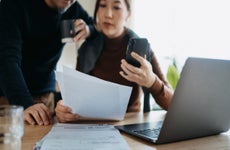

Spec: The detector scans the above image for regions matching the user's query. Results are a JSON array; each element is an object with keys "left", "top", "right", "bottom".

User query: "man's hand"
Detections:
[
  {"left": 73, "top": 19, "right": 91, "bottom": 42},
  {"left": 24, "top": 103, "right": 53, "bottom": 125}
]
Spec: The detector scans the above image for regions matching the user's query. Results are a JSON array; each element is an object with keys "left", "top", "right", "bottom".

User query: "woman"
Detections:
[{"left": 55, "top": 0, "right": 173, "bottom": 123}]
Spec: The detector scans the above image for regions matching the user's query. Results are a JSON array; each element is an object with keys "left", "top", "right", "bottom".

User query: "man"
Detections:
[{"left": 0, "top": 0, "right": 95, "bottom": 125}]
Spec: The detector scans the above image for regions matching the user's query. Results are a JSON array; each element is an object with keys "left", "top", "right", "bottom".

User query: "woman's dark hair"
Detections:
[{"left": 93, "top": 0, "right": 131, "bottom": 24}]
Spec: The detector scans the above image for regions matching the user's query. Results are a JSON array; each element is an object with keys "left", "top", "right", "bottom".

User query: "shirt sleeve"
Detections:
[
  {"left": 147, "top": 50, "right": 174, "bottom": 110},
  {"left": 0, "top": 0, "right": 34, "bottom": 108}
]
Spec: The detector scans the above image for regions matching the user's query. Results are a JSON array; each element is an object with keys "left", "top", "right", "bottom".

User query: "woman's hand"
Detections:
[
  {"left": 24, "top": 103, "right": 53, "bottom": 125},
  {"left": 55, "top": 100, "right": 80, "bottom": 123},
  {"left": 73, "top": 19, "right": 90, "bottom": 42},
  {"left": 120, "top": 52, "right": 156, "bottom": 88}
]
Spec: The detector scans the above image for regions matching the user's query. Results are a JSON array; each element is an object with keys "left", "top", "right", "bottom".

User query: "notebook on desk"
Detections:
[{"left": 116, "top": 57, "right": 230, "bottom": 144}]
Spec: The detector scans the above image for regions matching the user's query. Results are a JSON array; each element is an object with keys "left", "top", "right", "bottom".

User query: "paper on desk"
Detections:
[
  {"left": 56, "top": 66, "right": 132, "bottom": 120},
  {"left": 39, "top": 123, "right": 130, "bottom": 150}
]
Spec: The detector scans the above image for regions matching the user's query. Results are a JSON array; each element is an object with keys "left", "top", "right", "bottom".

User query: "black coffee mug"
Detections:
[{"left": 61, "top": 19, "right": 76, "bottom": 43}]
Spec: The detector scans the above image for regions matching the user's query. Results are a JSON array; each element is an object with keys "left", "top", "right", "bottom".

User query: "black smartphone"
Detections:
[{"left": 126, "top": 38, "right": 150, "bottom": 67}]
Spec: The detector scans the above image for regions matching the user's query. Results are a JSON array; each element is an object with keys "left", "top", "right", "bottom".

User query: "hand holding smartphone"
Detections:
[{"left": 125, "top": 38, "right": 150, "bottom": 67}]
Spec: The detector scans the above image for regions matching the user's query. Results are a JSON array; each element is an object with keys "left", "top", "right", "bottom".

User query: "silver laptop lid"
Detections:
[{"left": 157, "top": 57, "right": 230, "bottom": 144}]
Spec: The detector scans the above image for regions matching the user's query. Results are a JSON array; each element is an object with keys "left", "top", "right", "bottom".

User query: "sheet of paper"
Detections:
[
  {"left": 56, "top": 66, "right": 132, "bottom": 120},
  {"left": 40, "top": 123, "right": 130, "bottom": 150}
]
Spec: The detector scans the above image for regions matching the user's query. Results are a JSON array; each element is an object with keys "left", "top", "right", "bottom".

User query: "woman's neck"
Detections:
[
  {"left": 104, "top": 28, "right": 128, "bottom": 50},
  {"left": 105, "top": 27, "right": 128, "bottom": 39}
]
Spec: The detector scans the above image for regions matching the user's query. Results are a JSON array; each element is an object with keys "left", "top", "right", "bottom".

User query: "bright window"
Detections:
[
  {"left": 132, "top": 0, "right": 230, "bottom": 110},
  {"left": 132, "top": 0, "right": 230, "bottom": 73}
]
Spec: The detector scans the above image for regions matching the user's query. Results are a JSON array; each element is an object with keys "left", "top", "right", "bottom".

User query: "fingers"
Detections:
[
  {"left": 120, "top": 60, "right": 141, "bottom": 83},
  {"left": 73, "top": 19, "right": 90, "bottom": 42},
  {"left": 55, "top": 100, "right": 71, "bottom": 112},
  {"left": 120, "top": 52, "right": 156, "bottom": 88},
  {"left": 130, "top": 52, "right": 146, "bottom": 67},
  {"left": 24, "top": 103, "right": 53, "bottom": 126},
  {"left": 57, "top": 112, "right": 80, "bottom": 123},
  {"left": 55, "top": 100, "right": 80, "bottom": 123},
  {"left": 120, "top": 58, "right": 142, "bottom": 76}
]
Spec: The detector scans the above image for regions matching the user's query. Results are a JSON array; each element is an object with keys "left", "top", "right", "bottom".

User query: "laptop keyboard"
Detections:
[{"left": 133, "top": 121, "right": 163, "bottom": 138}]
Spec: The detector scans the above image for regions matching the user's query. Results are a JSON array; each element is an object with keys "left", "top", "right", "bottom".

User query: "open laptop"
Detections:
[{"left": 115, "top": 57, "right": 230, "bottom": 144}]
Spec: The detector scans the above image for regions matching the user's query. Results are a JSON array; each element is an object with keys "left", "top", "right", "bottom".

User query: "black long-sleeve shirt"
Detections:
[{"left": 0, "top": 0, "right": 95, "bottom": 108}]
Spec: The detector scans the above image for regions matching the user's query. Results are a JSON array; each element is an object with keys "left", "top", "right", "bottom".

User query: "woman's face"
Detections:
[{"left": 97, "top": 0, "right": 130, "bottom": 39}]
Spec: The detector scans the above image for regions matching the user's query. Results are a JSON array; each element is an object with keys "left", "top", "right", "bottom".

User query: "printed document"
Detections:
[
  {"left": 56, "top": 67, "right": 132, "bottom": 120},
  {"left": 38, "top": 123, "right": 130, "bottom": 150}
]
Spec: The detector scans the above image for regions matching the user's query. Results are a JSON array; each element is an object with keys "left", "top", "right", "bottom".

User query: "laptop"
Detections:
[{"left": 115, "top": 57, "right": 230, "bottom": 144}]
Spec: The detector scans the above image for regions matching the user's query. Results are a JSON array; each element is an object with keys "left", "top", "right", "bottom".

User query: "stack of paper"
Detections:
[
  {"left": 35, "top": 123, "right": 130, "bottom": 150},
  {"left": 55, "top": 67, "right": 132, "bottom": 120}
]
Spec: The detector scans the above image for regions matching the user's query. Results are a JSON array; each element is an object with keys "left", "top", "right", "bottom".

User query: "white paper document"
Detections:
[
  {"left": 39, "top": 123, "right": 130, "bottom": 150},
  {"left": 56, "top": 67, "right": 132, "bottom": 120}
]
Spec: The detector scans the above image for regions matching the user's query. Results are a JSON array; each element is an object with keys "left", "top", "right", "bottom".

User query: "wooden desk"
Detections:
[{"left": 22, "top": 111, "right": 230, "bottom": 150}]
